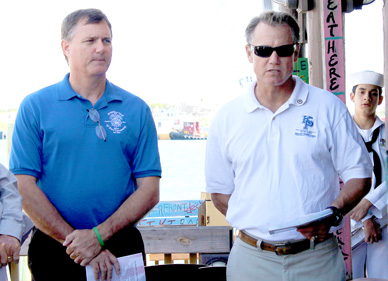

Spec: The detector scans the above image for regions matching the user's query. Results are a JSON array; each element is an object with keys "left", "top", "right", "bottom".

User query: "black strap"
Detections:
[{"left": 364, "top": 128, "right": 382, "bottom": 188}]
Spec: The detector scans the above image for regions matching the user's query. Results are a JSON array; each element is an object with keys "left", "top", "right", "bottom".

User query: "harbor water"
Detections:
[
  {"left": 0, "top": 139, "right": 207, "bottom": 200},
  {"left": 158, "top": 140, "right": 207, "bottom": 201}
]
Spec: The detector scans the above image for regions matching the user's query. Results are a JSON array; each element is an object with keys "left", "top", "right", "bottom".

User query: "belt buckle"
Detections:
[{"left": 274, "top": 242, "right": 292, "bottom": 256}]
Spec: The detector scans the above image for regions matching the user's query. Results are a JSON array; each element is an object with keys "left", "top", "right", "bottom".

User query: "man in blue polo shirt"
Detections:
[{"left": 10, "top": 9, "right": 161, "bottom": 281}]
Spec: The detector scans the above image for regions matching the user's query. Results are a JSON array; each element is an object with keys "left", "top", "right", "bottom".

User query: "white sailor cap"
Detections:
[{"left": 349, "top": 70, "right": 384, "bottom": 88}]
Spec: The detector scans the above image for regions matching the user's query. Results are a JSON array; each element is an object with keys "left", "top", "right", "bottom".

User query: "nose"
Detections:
[
  {"left": 95, "top": 39, "right": 105, "bottom": 53},
  {"left": 268, "top": 50, "right": 280, "bottom": 64}
]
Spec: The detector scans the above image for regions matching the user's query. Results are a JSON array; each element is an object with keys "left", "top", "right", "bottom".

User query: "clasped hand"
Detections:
[
  {"left": 63, "top": 229, "right": 101, "bottom": 266},
  {"left": 89, "top": 249, "right": 120, "bottom": 281},
  {"left": 63, "top": 230, "right": 120, "bottom": 281}
]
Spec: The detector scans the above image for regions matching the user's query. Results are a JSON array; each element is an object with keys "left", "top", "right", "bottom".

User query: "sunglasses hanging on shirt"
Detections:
[{"left": 88, "top": 108, "right": 107, "bottom": 141}]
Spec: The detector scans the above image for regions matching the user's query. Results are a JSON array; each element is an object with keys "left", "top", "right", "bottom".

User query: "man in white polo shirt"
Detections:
[
  {"left": 348, "top": 70, "right": 387, "bottom": 279},
  {"left": 205, "top": 11, "right": 372, "bottom": 281}
]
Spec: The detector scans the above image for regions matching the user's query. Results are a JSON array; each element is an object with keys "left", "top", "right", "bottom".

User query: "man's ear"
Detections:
[
  {"left": 61, "top": 40, "right": 70, "bottom": 59},
  {"left": 246, "top": 44, "right": 253, "bottom": 63},
  {"left": 350, "top": 92, "right": 355, "bottom": 102},
  {"left": 378, "top": 94, "right": 384, "bottom": 105},
  {"left": 293, "top": 44, "right": 300, "bottom": 63}
]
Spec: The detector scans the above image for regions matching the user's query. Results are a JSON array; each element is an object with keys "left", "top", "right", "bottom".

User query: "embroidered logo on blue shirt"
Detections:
[
  {"left": 295, "top": 115, "right": 317, "bottom": 138},
  {"left": 105, "top": 111, "right": 127, "bottom": 134},
  {"left": 380, "top": 138, "right": 386, "bottom": 147}
]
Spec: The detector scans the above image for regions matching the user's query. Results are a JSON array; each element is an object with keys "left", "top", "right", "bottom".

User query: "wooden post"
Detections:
[
  {"left": 322, "top": 0, "right": 346, "bottom": 101},
  {"left": 164, "top": 254, "right": 172, "bottom": 264},
  {"left": 189, "top": 253, "right": 197, "bottom": 264},
  {"left": 10, "top": 262, "right": 19, "bottom": 281},
  {"left": 305, "top": 2, "right": 324, "bottom": 88},
  {"left": 321, "top": 1, "right": 352, "bottom": 279}
]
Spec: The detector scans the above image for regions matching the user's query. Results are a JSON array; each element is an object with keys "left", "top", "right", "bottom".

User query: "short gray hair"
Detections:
[
  {"left": 61, "top": 8, "right": 112, "bottom": 42},
  {"left": 245, "top": 11, "right": 300, "bottom": 45}
]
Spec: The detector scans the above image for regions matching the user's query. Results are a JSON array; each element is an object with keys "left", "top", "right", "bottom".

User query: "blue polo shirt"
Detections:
[{"left": 10, "top": 74, "right": 161, "bottom": 229}]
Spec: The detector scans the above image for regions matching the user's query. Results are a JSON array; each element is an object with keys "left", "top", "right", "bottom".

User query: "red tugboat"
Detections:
[{"left": 169, "top": 121, "right": 207, "bottom": 140}]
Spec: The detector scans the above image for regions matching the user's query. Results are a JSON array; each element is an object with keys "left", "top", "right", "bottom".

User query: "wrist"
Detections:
[
  {"left": 363, "top": 216, "right": 376, "bottom": 225},
  {"left": 326, "top": 206, "right": 343, "bottom": 227},
  {"left": 96, "top": 223, "right": 113, "bottom": 242},
  {"left": 93, "top": 227, "right": 104, "bottom": 248},
  {"left": 361, "top": 198, "right": 373, "bottom": 209}
]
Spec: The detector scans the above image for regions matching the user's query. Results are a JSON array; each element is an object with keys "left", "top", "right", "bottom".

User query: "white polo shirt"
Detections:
[{"left": 205, "top": 76, "right": 372, "bottom": 241}]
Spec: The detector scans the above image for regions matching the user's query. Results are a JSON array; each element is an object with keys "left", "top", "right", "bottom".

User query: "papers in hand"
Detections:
[
  {"left": 86, "top": 253, "right": 145, "bottom": 281},
  {"left": 268, "top": 209, "right": 333, "bottom": 235}
]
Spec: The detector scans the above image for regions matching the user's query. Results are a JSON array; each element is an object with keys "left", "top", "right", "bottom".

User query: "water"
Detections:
[
  {"left": 158, "top": 140, "right": 207, "bottom": 201},
  {"left": 0, "top": 139, "right": 207, "bottom": 201}
]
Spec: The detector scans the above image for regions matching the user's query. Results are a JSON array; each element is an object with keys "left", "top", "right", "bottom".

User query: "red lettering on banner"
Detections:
[{"left": 185, "top": 203, "right": 200, "bottom": 214}]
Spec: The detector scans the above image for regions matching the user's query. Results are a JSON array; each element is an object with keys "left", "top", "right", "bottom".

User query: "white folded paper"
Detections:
[
  {"left": 269, "top": 209, "right": 333, "bottom": 235},
  {"left": 86, "top": 252, "right": 145, "bottom": 281}
]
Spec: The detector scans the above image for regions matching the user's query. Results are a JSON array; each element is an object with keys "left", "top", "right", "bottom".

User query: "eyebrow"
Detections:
[
  {"left": 357, "top": 87, "right": 378, "bottom": 92},
  {"left": 84, "top": 35, "right": 111, "bottom": 40}
]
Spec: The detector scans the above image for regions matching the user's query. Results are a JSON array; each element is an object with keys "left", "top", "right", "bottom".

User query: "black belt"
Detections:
[{"left": 238, "top": 231, "right": 332, "bottom": 255}]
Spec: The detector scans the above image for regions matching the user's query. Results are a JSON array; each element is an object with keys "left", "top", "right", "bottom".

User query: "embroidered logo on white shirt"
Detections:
[{"left": 295, "top": 115, "right": 317, "bottom": 138}]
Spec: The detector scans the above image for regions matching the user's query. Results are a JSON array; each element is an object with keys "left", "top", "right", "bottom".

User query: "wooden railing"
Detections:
[
  {"left": 139, "top": 225, "right": 231, "bottom": 264},
  {"left": 139, "top": 200, "right": 232, "bottom": 264}
]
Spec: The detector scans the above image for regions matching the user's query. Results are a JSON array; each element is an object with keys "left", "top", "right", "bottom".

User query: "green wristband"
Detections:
[{"left": 93, "top": 227, "right": 104, "bottom": 247}]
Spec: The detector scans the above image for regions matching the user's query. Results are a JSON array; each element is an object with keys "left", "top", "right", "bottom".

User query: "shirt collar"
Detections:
[
  {"left": 371, "top": 116, "right": 385, "bottom": 132},
  {"left": 242, "top": 75, "right": 309, "bottom": 113},
  {"left": 288, "top": 76, "right": 308, "bottom": 106},
  {"left": 57, "top": 73, "right": 123, "bottom": 104},
  {"left": 242, "top": 79, "right": 261, "bottom": 113},
  {"left": 353, "top": 115, "right": 385, "bottom": 133}
]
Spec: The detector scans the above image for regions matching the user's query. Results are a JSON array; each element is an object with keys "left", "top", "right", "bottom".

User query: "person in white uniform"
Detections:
[
  {"left": 205, "top": 11, "right": 372, "bottom": 281},
  {"left": 349, "top": 70, "right": 387, "bottom": 279}
]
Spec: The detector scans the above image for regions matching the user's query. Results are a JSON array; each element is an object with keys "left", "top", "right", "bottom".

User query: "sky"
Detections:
[{"left": 0, "top": 0, "right": 385, "bottom": 111}]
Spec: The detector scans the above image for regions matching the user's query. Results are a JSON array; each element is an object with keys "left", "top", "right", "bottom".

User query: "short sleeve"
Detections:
[
  {"left": 131, "top": 105, "right": 161, "bottom": 179},
  {"left": 10, "top": 97, "right": 43, "bottom": 178},
  {"left": 330, "top": 110, "right": 372, "bottom": 182},
  {"left": 205, "top": 112, "right": 235, "bottom": 195}
]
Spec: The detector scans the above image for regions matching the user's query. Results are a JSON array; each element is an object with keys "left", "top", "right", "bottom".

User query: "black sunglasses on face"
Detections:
[{"left": 251, "top": 44, "right": 296, "bottom": 58}]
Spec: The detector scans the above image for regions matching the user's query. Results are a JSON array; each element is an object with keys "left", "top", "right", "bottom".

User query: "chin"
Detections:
[
  {"left": 262, "top": 79, "right": 288, "bottom": 87},
  {"left": 90, "top": 67, "right": 110, "bottom": 76},
  {"left": 260, "top": 73, "right": 291, "bottom": 85}
]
